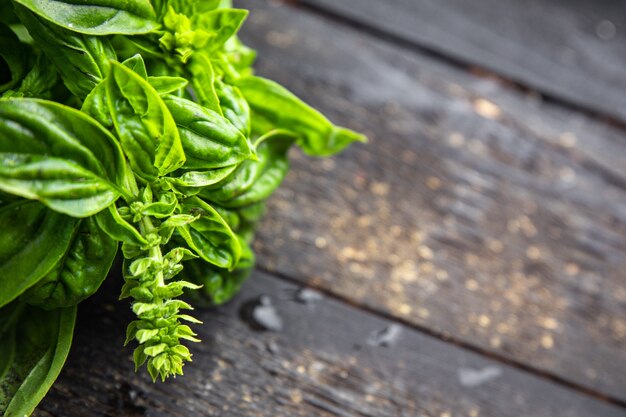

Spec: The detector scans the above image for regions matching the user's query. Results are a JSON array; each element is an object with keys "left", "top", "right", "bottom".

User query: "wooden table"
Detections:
[{"left": 36, "top": 1, "right": 626, "bottom": 416}]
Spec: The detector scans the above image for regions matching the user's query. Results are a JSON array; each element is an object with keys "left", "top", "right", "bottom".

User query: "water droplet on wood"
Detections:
[{"left": 239, "top": 295, "right": 283, "bottom": 332}]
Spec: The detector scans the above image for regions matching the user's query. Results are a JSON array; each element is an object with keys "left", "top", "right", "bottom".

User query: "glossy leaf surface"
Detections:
[
  {"left": 13, "top": 0, "right": 158, "bottom": 35},
  {"left": 164, "top": 95, "right": 252, "bottom": 169},
  {"left": 177, "top": 197, "right": 240, "bottom": 269},
  {"left": 25, "top": 218, "right": 118, "bottom": 309},
  {"left": 0, "top": 304, "right": 76, "bottom": 416},
  {"left": 200, "top": 131, "right": 295, "bottom": 208},
  {"left": 237, "top": 76, "right": 366, "bottom": 156},
  {"left": 106, "top": 62, "right": 185, "bottom": 180},
  {"left": 15, "top": 6, "right": 116, "bottom": 99},
  {"left": 183, "top": 236, "right": 254, "bottom": 306},
  {"left": 0, "top": 99, "right": 126, "bottom": 215},
  {"left": 0, "top": 200, "right": 78, "bottom": 308}
]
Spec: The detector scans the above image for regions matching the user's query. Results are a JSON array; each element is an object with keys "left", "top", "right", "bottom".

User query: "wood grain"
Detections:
[
  {"left": 235, "top": 0, "right": 626, "bottom": 402},
  {"left": 36, "top": 272, "right": 626, "bottom": 417},
  {"left": 294, "top": 0, "right": 626, "bottom": 124}
]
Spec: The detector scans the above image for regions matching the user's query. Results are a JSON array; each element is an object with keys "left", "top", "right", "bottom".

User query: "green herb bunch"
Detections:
[{"left": 0, "top": 0, "right": 364, "bottom": 414}]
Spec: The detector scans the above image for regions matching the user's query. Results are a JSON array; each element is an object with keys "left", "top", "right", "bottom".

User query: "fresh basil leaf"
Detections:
[
  {"left": 167, "top": 165, "right": 237, "bottom": 193},
  {"left": 0, "top": 153, "right": 122, "bottom": 216},
  {"left": 182, "top": 236, "right": 254, "bottom": 306},
  {"left": 176, "top": 196, "right": 240, "bottom": 269},
  {"left": 215, "top": 79, "right": 250, "bottom": 136},
  {"left": 25, "top": 217, "right": 118, "bottom": 309},
  {"left": 237, "top": 76, "right": 366, "bottom": 156},
  {"left": 140, "top": 191, "right": 177, "bottom": 218},
  {"left": 15, "top": 6, "right": 116, "bottom": 99},
  {"left": 192, "top": 8, "right": 248, "bottom": 51},
  {"left": 163, "top": 95, "right": 252, "bottom": 169},
  {"left": 199, "top": 131, "right": 296, "bottom": 208},
  {"left": 15, "top": 52, "right": 59, "bottom": 98},
  {"left": 123, "top": 55, "right": 188, "bottom": 95},
  {"left": 210, "top": 204, "right": 240, "bottom": 231},
  {"left": 148, "top": 75, "right": 188, "bottom": 95},
  {"left": 122, "top": 54, "right": 148, "bottom": 79},
  {"left": 188, "top": 53, "right": 221, "bottom": 113},
  {"left": 106, "top": 61, "right": 186, "bottom": 181},
  {"left": 0, "top": 99, "right": 128, "bottom": 215},
  {"left": 159, "top": 0, "right": 221, "bottom": 17},
  {"left": 110, "top": 33, "right": 165, "bottom": 62},
  {"left": 95, "top": 204, "right": 148, "bottom": 247},
  {"left": 0, "top": 200, "right": 79, "bottom": 308},
  {"left": 0, "top": 23, "right": 27, "bottom": 94},
  {"left": 222, "top": 35, "right": 256, "bottom": 75},
  {"left": 212, "top": 201, "right": 266, "bottom": 243},
  {"left": 13, "top": 0, "right": 159, "bottom": 35},
  {"left": 81, "top": 81, "right": 111, "bottom": 127},
  {"left": 0, "top": 303, "right": 76, "bottom": 417}
]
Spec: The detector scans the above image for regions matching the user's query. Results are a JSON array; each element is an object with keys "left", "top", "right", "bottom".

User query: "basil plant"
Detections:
[{"left": 0, "top": 0, "right": 365, "bottom": 414}]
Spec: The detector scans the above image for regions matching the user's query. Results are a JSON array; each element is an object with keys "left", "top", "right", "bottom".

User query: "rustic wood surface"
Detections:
[
  {"left": 295, "top": 0, "right": 626, "bottom": 124},
  {"left": 35, "top": 0, "right": 626, "bottom": 415},
  {"left": 238, "top": 0, "right": 626, "bottom": 403},
  {"left": 36, "top": 272, "right": 626, "bottom": 417}
]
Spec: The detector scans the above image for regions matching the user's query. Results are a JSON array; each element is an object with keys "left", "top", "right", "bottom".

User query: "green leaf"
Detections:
[
  {"left": 0, "top": 24, "right": 27, "bottom": 93},
  {"left": 0, "top": 154, "right": 122, "bottom": 217},
  {"left": 166, "top": 165, "right": 237, "bottom": 193},
  {"left": 148, "top": 75, "right": 188, "bottom": 95},
  {"left": 188, "top": 53, "right": 221, "bottom": 113},
  {"left": 163, "top": 95, "right": 252, "bottom": 169},
  {"left": 140, "top": 191, "right": 177, "bottom": 218},
  {"left": 182, "top": 235, "right": 254, "bottom": 306},
  {"left": 237, "top": 76, "right": 366, "bottom": 156},
  {"left": 107, "top": 61, "right": 186, "bottom": 180},
  {"left": 200, "top": 130, "right": 296, "bottom": 208},
  {"left": 222, "top": 35, "right": 256, "bottom": 76},
  {"left": 176, "top": 197, "right": 240, "bottom": 269},
  {"left": 12, "top": 0, "right": 159, "bottom": 35},
  {"left": 0, "top": 99, "right": 127, "bottom": 215},
  {"left": 15, "top": 6, "right": 116, "bottom": 99},
  {"left": 81, "top": 81, "right": 111, "bottom": 127},
  {"left": 24, "top": 217, "right": 118, "bottom": 309},
  {"left": 95, "top": 204, "right": 148, "bottom": 247},
  {"left": 122, "top": 54, "right": 149, "bottom": 79},
  {"left": 159, "top": 0, "right": 221, "bottom": 17},
  {"left": 0, "top": 303, "right": 76, "bottom": 416},
  {"left": 192, "top": 8, "right": 248, "bottom": 50},
  {"left": 215, "top": 79, "right": 250, "bottom": 136},
  {"left": 0, "top": 200, "right": 79, "bottom": 308},
  {"left": 15, "top": 53, "right": 59, "bottom": 98}
]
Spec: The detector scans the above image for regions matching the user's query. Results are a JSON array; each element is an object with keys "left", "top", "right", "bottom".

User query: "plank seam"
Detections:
[
  {"left": 255, "top": 266, "right": 626, "bottom": 410},
  {"left": 285, "top": 0, "right": 626, "bottom": 134}
]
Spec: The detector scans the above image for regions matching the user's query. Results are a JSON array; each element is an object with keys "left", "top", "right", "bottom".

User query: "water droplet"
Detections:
[
  {"left": 458, "top": 366, "right": 502, "bottom": 387},
  {"left": 367, "top": 324, "right": 402, "bottom": 347},
  {"left": 239, "top": 295, "right": 283, "bottom": 331},
  {"left": 294, "top": 287, "right": 323, "bottom": 304},
  {"left": 266, "top": 340, "right": 280, "bottom": 355},
  {"left": 596, "top": 20, "right": 616, "bottom": 40}
]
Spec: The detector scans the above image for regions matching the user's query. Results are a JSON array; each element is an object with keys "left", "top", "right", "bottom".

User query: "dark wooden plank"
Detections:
[
  {"left": 36, "top": 272, "right": 626, "bottom": 417},
  {"left": 295, "top": 0, "right": 626, "bottom": 124},
  {"left": 235, "top": 0, "right": 626, "bottom": 402}
]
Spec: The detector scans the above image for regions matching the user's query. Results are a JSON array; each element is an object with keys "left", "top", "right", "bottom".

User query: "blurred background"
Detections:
[{"left": 239, "top": 0, "right": 626, "bottom": 414}]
